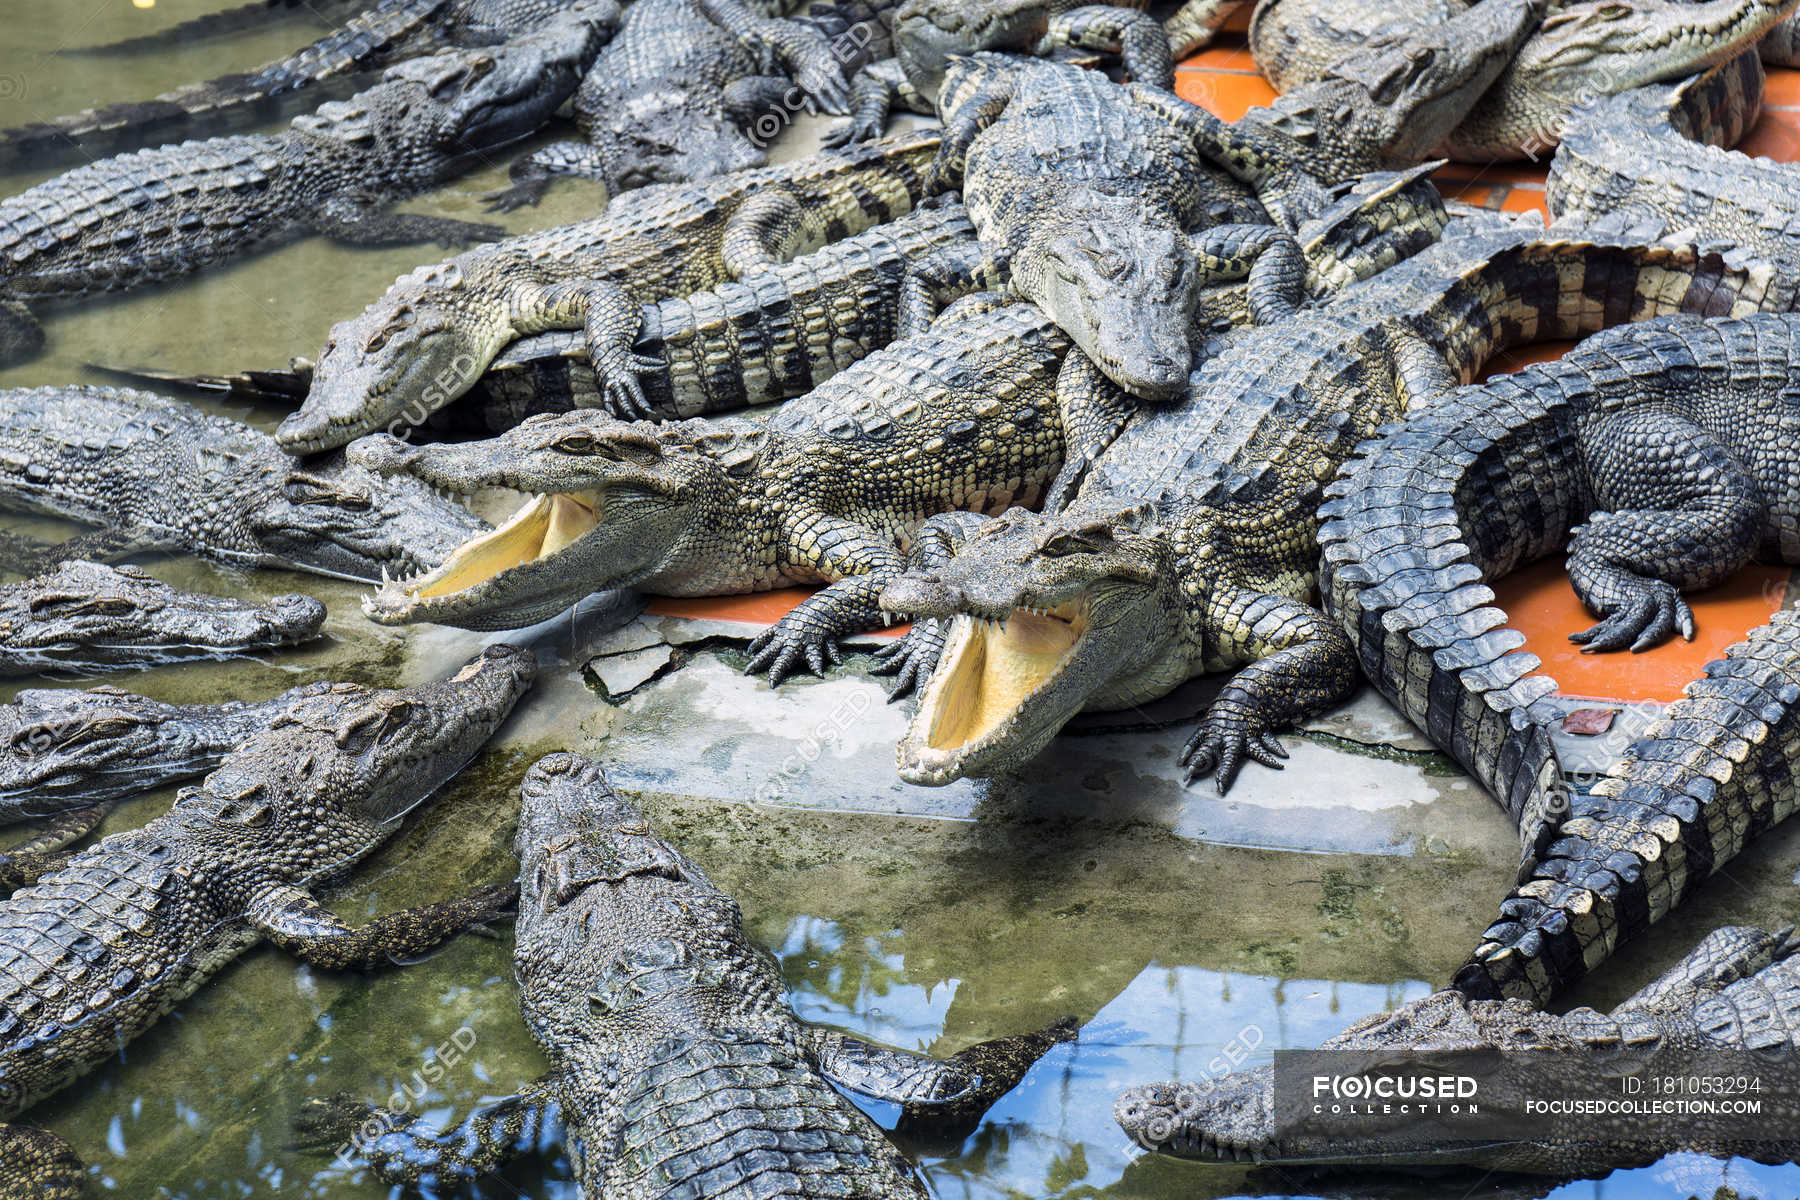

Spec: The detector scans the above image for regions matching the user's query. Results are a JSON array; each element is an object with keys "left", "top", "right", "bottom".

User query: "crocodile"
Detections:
[
  {"left": 0, "top": 560, "right": 324, "bottom": 678},
  {"left": 0, "top": 386, "right": 490, "bottom": 582},
  {"left": 1317, "top": 312, "right": 1800, "bottom": 1006},
  {"left": 876, "top": 230, "right": 1784, "bottom": 793},
  {"left": 275, "top": 130, "right": 945, "bottom": 452},
  {"left": 0, "top": 680, "right": 371, "bottom": 893},
  {"left": 1142, "top": 0, "right": 1545, "bottom": 229},
  {"left": 293, "top": 751, "right": 1076, "bottom": 1197},
  {"left": 333, "top": 165, "right": 1457, "bottom": 666},
  {"left": 825, "top": 0, "right": 1173, "bottom": 146},
  {"left": 1117, "top": 921, "right": 1800, "bottom": 1174},
  {"left": 0, "top": 679, "right": 339, "bottom": 824},
  {"left": 92, "top": 201, "right": 981, "bottom": 430},
  {"left": 0, "top": 643, "right": 533, "bottom": 1199},
  {"left": 347, "top": 301, "right": 1082, "bottom": 681},
  {"left": 1239, "top": 0, "right": 1799, "bottom": 161},
  {"left": 485, "top": 0, "right": 862, "bottom": 210},
  {"left": 909, "top": 54, "right": 1285, "bottom": 404},
  {"left": 1547, "top": 50, "right": 1800, "bottom": 307},
  {"left": 120, "top": 164, "right": 1439, "bottom": 427},
  {"left": 0, "top": 0, "right": 593, "bottom": 167},
  {"left": 0, "top": 4, "right": 618, "bottom": 367}
]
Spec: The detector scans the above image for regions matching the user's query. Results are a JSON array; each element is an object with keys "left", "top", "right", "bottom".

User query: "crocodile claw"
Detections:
[
  {"left": 1570, "top": 580, "right": 1696, "bottom": 653},
  {"left": 598, "top": 369, "right": 656, "bottom": 420},
  {"left": 871, "top": 621, "right": 944, "bottom": 702},
  {"left": 1179, "top": 700, "right": 1287, "bottom": 794},
  {"left": 436, "top": 220, "right": 508, "bottom": 248},
  {"left": 745, "top": 620, "right": 843, "bottom": 686},
  {"left": 792, "top": 61, "right": 851, "bottom": 116},
  {"left": 482, "top": 178, "right": 550, "bottom": 213},
  {"left": 289, "top": 1093, "right": 382, "bottom": 1149},
  {"left": 822, "top": 112, "right": 884, "bottom": 149}
]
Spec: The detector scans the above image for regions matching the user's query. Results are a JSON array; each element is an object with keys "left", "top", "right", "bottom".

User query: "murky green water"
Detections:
[{"left": 4, "top": 3, "right": 1800, "bottom": 1197}]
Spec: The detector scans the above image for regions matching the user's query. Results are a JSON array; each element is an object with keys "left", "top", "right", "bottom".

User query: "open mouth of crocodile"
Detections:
[
  {"left": 900, "top": 599, "right": 1090, "bottom": 784},
  {"left": 381, "top": 489, "right": 602, "bottom": 602}
]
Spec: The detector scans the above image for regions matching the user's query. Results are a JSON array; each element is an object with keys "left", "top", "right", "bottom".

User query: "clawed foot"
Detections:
[
  {"left": 746, "top": 618, "right": 843, "bottom": 686},
  {"left": 290, "top": 1093, "right": 382, "bottom": 1149},
  {"left": 590, "top": 353, "right": 666, "bottom": 419},
  {"left": 820, "top": 113, "right": 883, "bottom": 148},
  {"left": 1179, "top": 699, "right": 1288, "bottom": 794},
  {"left": 1570, "top": 578, "right": 1696, "bottom": 653},
  {"left": 787, "top": 43, "right": 851, "bottom": 115},
  {"left": 457, "top": 879, "right": 521, "bottom": 926},
  {"left": 436, "top": 220, "right": 508, "bottom": 248},
  {"left": 870, "top": 620, "right": 944, "bottom": 701},
  {"left": 482, "top": 178, "right": 549, "bottom": 214}
]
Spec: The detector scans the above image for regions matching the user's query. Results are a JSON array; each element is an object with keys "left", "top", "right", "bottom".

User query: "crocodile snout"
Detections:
[
  {"left": 880, "top": 572, "right": 964, "bottom": 618},
  {"left": 344, "top": 433, "right": 420, "bottom": 477}
]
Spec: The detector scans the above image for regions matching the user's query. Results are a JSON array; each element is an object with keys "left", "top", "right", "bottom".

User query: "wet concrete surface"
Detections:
[{"left": 2, "top": 3, "right": 1800, "bottom": 1198}]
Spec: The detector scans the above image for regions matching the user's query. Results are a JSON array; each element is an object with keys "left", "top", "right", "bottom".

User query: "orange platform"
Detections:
[{"left": 658, "top": 35, "right": 1800, "bottom": 706}]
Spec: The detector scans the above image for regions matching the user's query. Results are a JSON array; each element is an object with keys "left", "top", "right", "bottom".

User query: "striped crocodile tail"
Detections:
[
  {"left": 1457, "top": 613, "right": 1800, "bottom": 1004},
  {"left": 1665, "top": 47, "right": 1767, "bottom": 148},
  {"left": 1317, "top": 238, "right": 1785, "bottom": 1005},
  {"left": 1552, "top": 45, "right": 1765, "bottom": 167}
]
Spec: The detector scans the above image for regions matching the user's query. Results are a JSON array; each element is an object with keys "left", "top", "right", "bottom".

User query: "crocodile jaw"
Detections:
[
  {"left": 363, "top": 490, "right": 604, "bottom": 629},
  {"left": 898, "top": 600, "right": 1095, "bottom": 784}
]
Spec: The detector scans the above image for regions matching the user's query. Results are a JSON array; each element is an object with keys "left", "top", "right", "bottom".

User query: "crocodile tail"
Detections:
[
  {"left": 0, "top": 0, "right": 440, "bottom": 166},
  {"left": 1318, "top": 369, "right": 1573, "bottom": 848},
  {"left": 236, "top": 0, "right": 450, "bottom": 97},
  {"left": 64, "top": 0, "right": 348, "bottom": 57},
  {"left": 1666, "top": 47, "right": 1766, "bottom": 148},
  {"left": 84, "top": 361, "right": 313, "bottom": 402},
  {"left": 1458, "top": 612, "right": 1800, "bottom": 1004},
  {"left": 1317, "top": 239, "right": 1783, "bottom": 1003}
]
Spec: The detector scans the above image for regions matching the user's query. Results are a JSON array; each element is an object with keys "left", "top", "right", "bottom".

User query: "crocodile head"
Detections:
[
  {"left": 587, "top": 83, "right": 768, "bottom": 190},
  {"left": 893, "top": 0, "right": 1059, "bottom": 100},
  {"left": 347, "top": 413, "right": 745, "bottom": 630},
  {"left": 1, "top": 689, "right": 200, "bottom": 810},
  {"left": 245, "top": 449, "right": 491, "bottom": 581},
  {"left": 1115, "top": 986, "right": 1653, "bottom": 1169},
  {"left": 362, "top": 2, "right": 618, "bottom": 150},
  {"left": 1325, "top": 0, "right": 1546, "bottom": 161},
  {"left": 214, "top": 643, "right": 536, "bottom": 841},
  {"left": 883, "top": 505, "right": 1182, "bottom": 784},
  {"left": 280, "top": 274, "right": 497, "bottom": 455},
  {"left": 1512, "top": 0, "right": 1791, "bottom": 105},
  {"left": 513, "top": 752, "right": 743, "bottom": 1047},
  {"left": 1014, "top": 205, "right": 1197, "bottom": 400},
  {"left": 0, "top": 561, "right": 325, "bottom": 675}
]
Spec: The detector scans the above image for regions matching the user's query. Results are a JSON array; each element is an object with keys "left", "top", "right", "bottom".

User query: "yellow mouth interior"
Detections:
[
  {"left": 409, "top": 491, "right": 600, "bottom": 599},
  {"left": 924, "top": 603, "right": 1087, "bottom": 751}
]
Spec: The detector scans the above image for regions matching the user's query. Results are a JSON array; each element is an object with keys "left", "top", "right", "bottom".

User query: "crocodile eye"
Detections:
[
  {"left": 284, "top": 475, "right": 373, "bottom": 510},
  {"left": 10, "top": 723, "right": 62, "bottom": 756},
  {"left": 335, "top": 712, "right": 384, "bottom": 754},
  {"left": 54, "top": 716, "right": 136, "bottom": 746},
  {"left": 1040, "top": 531, "right": 1101, "bottom": 557},
  {"left": 555, "top": 434, "right": 599, "bottom": 455}
]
